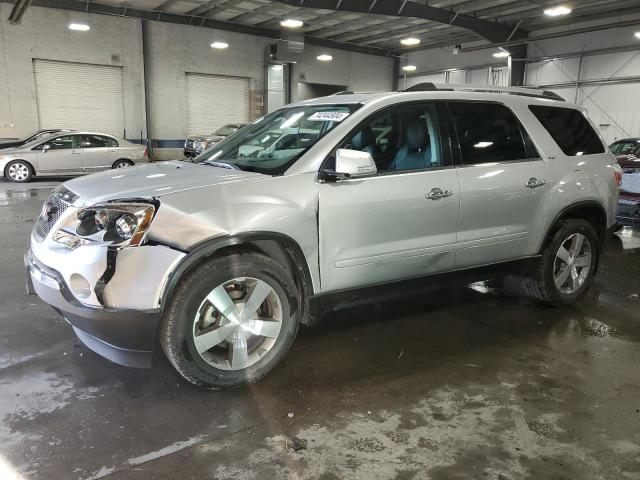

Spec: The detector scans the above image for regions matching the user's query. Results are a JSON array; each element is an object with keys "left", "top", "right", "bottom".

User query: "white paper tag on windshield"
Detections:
[{"left": 307, "top": 111, "right": 350, "bottom": 122}]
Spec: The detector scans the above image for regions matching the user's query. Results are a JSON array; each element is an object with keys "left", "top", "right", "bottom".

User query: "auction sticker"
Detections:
[{"left": 308, "top": 111, "right": 350, "bottom": 122}]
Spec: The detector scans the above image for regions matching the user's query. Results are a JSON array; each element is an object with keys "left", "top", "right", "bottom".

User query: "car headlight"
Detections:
[{"left": 52, "top": 202, "right": 156, "bottom": 249}]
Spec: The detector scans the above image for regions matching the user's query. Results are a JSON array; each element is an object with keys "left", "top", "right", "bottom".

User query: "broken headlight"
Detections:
[{"left": 53, "top": 202, "right": 156, "bottom": 249}]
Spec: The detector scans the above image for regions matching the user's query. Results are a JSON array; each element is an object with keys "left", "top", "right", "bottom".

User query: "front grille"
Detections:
[{"left": 34, "top": 187, "right": 77, "bottom": 240}]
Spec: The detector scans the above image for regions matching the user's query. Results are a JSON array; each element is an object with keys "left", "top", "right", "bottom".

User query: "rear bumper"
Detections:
[{"left": 25, "top": 249, "right": 160, "bottom": 368}]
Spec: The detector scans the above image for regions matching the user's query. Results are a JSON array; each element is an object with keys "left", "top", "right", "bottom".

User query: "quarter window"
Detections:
[
  {"left": 448, "top": 102, "right": 536, "bottom": 165},
  {"left": 529, "top": 105, "right": 605, "bottom": 156}
]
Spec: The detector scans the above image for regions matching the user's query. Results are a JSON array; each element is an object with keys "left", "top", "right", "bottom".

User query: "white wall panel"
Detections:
[
  {"left": 524, "top": 58, "right": 580, "bottom": 86},
  {"left": 577, "top": 83, "right": 640, "bottom": 144},
  {"left": 468, "top": 68, "right": 489, "bottom": 85},
  {"left": 580, "top": 51, "right": 640, "bottom": 80}
]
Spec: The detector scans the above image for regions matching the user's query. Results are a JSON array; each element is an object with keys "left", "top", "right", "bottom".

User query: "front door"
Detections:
[
  {"left": 318, "top": 102, "right": 460, "bottom": 293},
  {"left": 446, "top": 101, "right": 551, "bottom": 269},
  {"left": 34, "top": 134, "right": 84, "bottom": 174}
]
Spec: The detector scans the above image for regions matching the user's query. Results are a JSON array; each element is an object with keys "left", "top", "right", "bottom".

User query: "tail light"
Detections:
[
  {"left": 143, "top": 147, "right": 148, "bottom": 158},
  {"left": 613, "top": 163, "right": 623, "bottom": 186}
]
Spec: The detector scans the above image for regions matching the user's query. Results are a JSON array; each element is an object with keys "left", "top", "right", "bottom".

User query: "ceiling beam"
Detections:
[
  {"left": 8, "top": 0, "right": 32, "bottom": 23},
  {"left": 269, "top": 0, "right": 528, "bottom": 43}
]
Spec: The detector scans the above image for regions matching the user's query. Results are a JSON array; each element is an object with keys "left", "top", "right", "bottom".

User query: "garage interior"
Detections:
[{"left": 1, "top": 0, "right": 640, "bottom": 479}]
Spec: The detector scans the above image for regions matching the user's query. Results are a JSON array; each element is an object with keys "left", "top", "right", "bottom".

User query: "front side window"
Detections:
[
  {"left": 195, "top": 104, "right": 359, "bottom": 175},
  {"left": 337, "top": 102, "right": 444, "bottom": 173},
  {"left": 41, "top": 135, "right": 79, "bottom": 150},
  {"left": 448, "top": 102, "right": 537, "bottom": 165},
  {"left": 529, "top": 105, "right": 605, "bottom": 156}
]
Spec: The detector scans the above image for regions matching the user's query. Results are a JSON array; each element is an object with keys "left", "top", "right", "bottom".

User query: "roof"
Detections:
[{"left": 289, "top": 85, "right": 572, "bottom": 108}]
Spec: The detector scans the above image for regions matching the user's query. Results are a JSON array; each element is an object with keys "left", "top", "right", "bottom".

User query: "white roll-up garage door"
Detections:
[
  {"left": 186, "top": 73, "right": 249, "bottom": 136},
  {"left": 33, "top": 59, "right": 125, "bottom": 137}
]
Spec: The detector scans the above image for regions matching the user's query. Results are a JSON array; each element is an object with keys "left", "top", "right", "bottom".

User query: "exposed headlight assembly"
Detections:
[{"left": 53, "top": 202, "right": 156, "bottom": 249}]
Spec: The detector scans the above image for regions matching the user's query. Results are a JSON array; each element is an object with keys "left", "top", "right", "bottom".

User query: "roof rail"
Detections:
[{"left": 399, "top": 83, "right": 565, "bottom": 101}]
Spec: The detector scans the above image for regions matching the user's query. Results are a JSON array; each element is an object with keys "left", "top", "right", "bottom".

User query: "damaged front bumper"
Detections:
[{"left": 25, "top": 235, "right": 185, "bottom": 368}]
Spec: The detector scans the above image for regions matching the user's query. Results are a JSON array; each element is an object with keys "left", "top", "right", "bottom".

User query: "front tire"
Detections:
[
  {"left": 5, "top": 160, "right": 33, "bottom": 183},
  {"left": 160, "top": 252, "right": 299, "bottom": 389},
  {"left": 522, "top": 219, "right": 599, "bottom": 306}
]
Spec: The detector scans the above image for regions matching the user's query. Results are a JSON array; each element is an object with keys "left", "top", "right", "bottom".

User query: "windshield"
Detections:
[
  {"left": 194, "top": 104, "right": 360, "bottom": 175},
  {"left": 214, "top": 124, "right": 243, "bottom": 136}
]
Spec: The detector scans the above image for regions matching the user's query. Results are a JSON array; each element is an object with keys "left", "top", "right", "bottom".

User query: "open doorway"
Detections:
[{"left": 297, "top": 82, "right": 347, "bottom": 100}]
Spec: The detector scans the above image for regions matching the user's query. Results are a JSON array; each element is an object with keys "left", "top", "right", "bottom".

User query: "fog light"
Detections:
[{"left": 69, "top": 273, "right": 91, "bottom": 299}]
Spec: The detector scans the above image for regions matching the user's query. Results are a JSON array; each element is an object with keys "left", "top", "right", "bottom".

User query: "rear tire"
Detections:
[
  {"left": 521, "top": 219, "right": 599, "bottom": 306},
  {"left": 112, "top": 159, "right": 134, "bottom": 169},
  {"left": 5, "top": 160, "right": 33, "bottom": 183},
  {"left": 160, "top": 252, "right": 299, "bottom": 389}
]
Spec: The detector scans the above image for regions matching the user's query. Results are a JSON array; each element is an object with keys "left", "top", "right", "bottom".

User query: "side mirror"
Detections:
[
  {"left": 42, "top": 144, "right": 51, "bottom": 152},
  {"left": 323, "top": 148, "right": 377, "bottom": 182}
]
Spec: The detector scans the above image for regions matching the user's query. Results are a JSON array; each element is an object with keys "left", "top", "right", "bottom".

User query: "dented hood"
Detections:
[{"left": 62, "top": 161, "right": 265, "bottom": 206}]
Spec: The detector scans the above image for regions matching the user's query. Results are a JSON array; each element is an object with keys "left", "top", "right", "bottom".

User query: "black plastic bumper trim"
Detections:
[{"left": 26, "top": 248, "right": 160, "bottom": 368}]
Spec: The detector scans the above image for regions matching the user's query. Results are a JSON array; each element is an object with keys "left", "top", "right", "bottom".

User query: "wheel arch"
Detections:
[
  {"left": 540, "top": 201, "right": 607, "bottom": 253},
  {"left": 4, "top": 158, "right": 35, "bottom": 177},
  {"left": 159, "top": 232, "right": 315, "bottom": 324}
]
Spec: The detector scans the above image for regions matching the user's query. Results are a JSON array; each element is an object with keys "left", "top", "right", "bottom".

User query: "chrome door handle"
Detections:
[
  {"left": 526, "top": 177, "right": 546, "bottom": 189},
  {"left": 426, "top": 187, "right": 454, "bottom": 200}
]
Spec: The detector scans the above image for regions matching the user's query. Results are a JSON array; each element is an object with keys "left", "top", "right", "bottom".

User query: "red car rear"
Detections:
[{"left": 611, "top": 138, "right": 640, "bottom": 225}]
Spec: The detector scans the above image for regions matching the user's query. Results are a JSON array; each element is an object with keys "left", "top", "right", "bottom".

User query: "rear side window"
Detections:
[
  {"left": 447, "top": 102, "right": 537, "bottom": 165},
  {"left": 529, "top": 105, "right": 604, "bottom": 156}
]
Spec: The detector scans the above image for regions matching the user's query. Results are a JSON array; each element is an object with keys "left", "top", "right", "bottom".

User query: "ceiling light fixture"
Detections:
[
  {"left": 402, "top": 65, "right": 417, "bottom": 72},
  {"left": 493, "top": 51, "right": 510, "bottom": 58},
  {"left": 280, "top": 18, "right": 303, "bottom": 28},
  {"left": 400, "top": 37, "right": 420, "bottom": 46},
  {"left": 544, "top": 6, "right": 572, "bottom": 16},
  {"left": 635, "top": 32, "right": 640, "bottom": 39},
  {"left": 316, "top": 54, "right": 333, "bottom": 62},
  {"left": 68, "top": 23, "right": 90, "bottom": 31},
  {"left": 211, "top": 41, "right": 229, "bottom": 49}
]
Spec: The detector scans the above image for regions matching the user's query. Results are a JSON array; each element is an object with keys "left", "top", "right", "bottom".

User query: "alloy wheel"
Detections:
[
  {"left": 192, "top": 277, "right": 283, "bottom": 371},
  {"left": 8, "top": 163, "right": 29, "bottom": 181},
  {"left": 553, "top": 233, "right": 592, "bottom": 294}
]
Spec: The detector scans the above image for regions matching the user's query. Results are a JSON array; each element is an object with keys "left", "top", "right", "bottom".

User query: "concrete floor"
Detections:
[{"left": 1, "top": 178, "right": 640, "bottom": 480}]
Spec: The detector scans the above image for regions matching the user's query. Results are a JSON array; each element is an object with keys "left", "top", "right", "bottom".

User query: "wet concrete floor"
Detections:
[{"left": 1, "top": 180, "right": 639, "bottom": 479}]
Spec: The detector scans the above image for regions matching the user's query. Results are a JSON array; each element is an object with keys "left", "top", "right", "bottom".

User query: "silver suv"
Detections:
[{"left": 26, "top": 85, "right": 621, "bottom": 389}]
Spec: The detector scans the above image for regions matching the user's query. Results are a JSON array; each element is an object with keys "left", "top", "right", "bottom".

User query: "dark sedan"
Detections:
[
  {"left": 0, "top": 129, "right": 72, "bottom": 150},
  {"left": 610, "top": 138, "right": 640, "bottom": 172}
]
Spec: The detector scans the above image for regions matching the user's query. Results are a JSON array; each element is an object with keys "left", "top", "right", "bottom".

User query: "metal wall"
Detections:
[{"left": 524, "top": 25, "right": 640, "bottom": 145}]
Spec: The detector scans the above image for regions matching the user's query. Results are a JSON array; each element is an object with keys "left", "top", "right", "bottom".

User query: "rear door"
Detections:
[
  {"left": 34, "top": 134, "right": 84, "bottom": 174},
  {"left": 81, "top": 135, "right": 118, "bottom": 171},
  {"left": 318, "top": 101, "right": 460, "bottom": 292},
  {"left": 447, "top": 101, "right": 550, "bottom": 269}
]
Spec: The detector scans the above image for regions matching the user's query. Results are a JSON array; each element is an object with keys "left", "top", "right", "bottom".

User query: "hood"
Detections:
[{"left": 63, "top": 160, "right": 266, "bottom": 206}]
